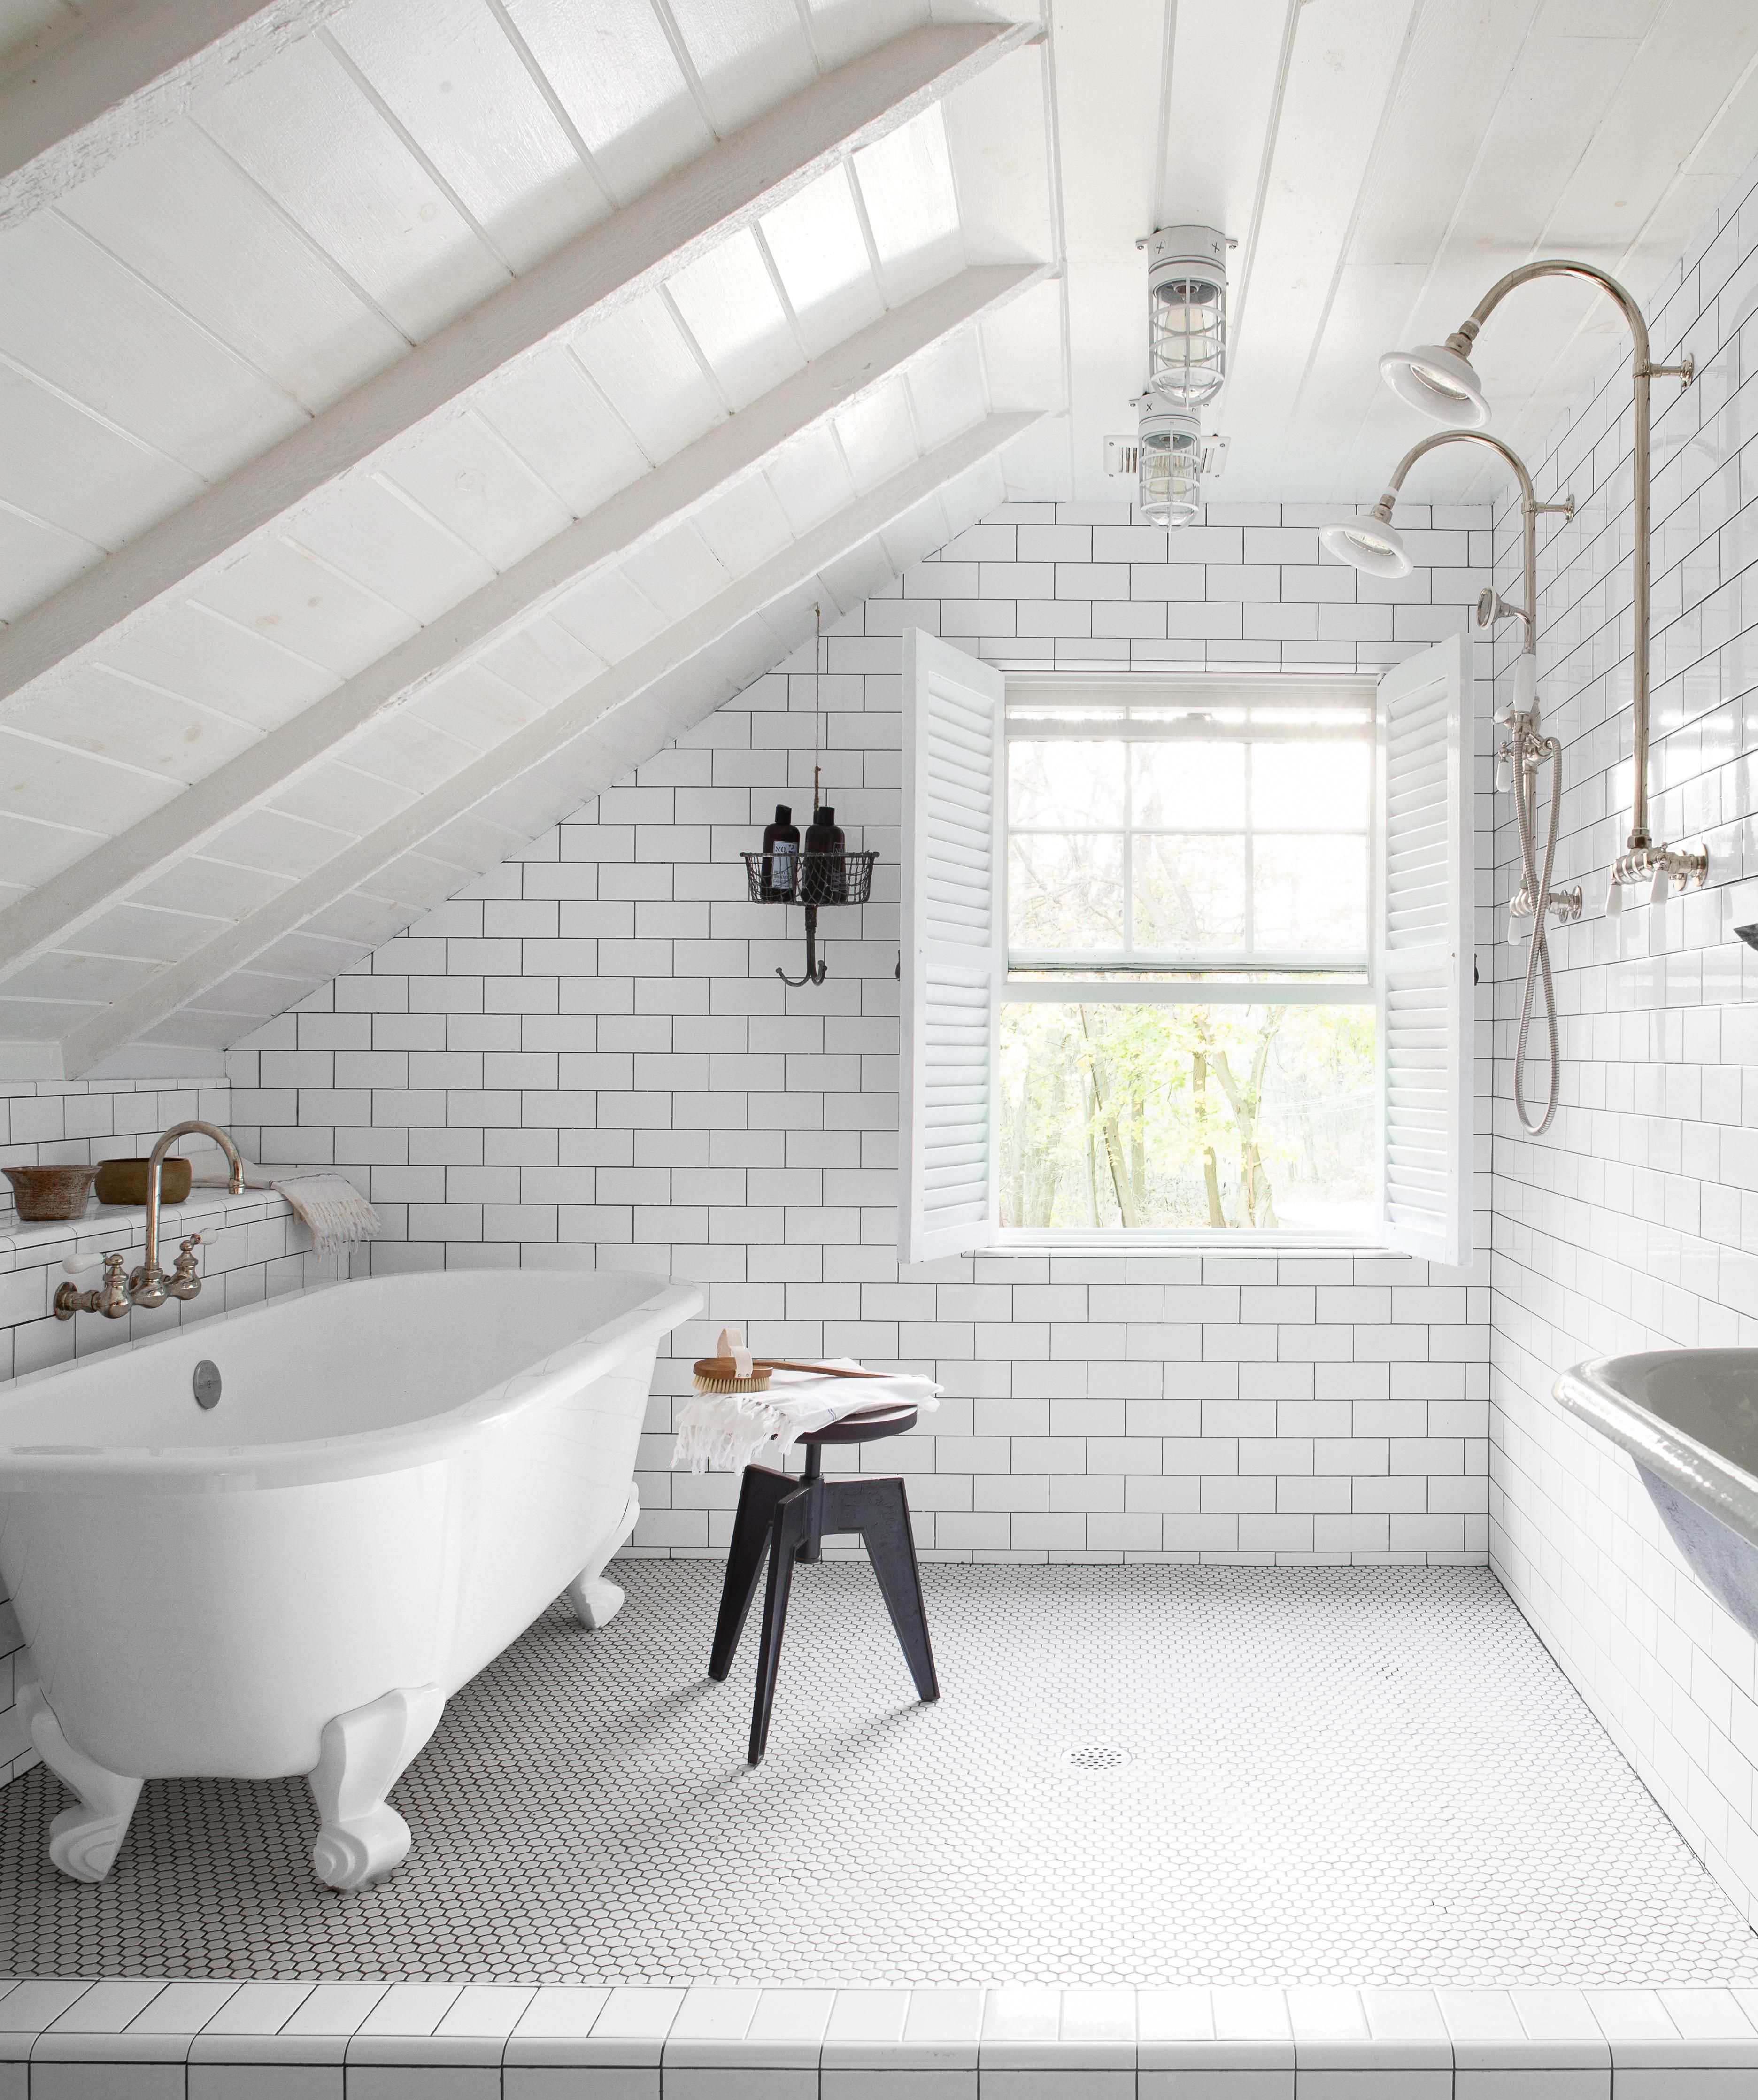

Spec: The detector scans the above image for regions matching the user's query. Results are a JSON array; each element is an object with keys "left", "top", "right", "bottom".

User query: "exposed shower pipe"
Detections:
[
  {"left": 1320, "top": 430, "right": 1581, "bottom": 1135},
  {"left": 1379, "top": 259, "right": 1706, "bottom": 914}
]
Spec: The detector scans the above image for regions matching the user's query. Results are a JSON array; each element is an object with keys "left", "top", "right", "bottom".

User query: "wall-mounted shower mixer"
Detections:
[
  {"left": 1603, "top": 840, "right": 1709, "bottom": 914},
  {"left": 1495, "top": 709, "right": 1581, "bottom": 936}
]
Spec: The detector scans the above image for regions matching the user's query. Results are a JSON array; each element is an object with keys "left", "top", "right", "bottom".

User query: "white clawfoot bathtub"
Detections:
[{"left": 0, "top": 1267, "right": 699, "bottom": 1890}]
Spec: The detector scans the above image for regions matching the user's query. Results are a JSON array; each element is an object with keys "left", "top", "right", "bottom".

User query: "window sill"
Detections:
[{"left": 991, "top": 1229, "right": 1392, "bottom": 1253}]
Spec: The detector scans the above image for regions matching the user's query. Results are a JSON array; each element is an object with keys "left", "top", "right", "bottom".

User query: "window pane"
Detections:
[
  {"left": 1132, "top": 741, "right": 1245, "bottom": 826},
  {"left": 1009, "top": 834, "right": 1125, "bottom": 949},
  {"left": 998, "top": 1001, "right": 1376, "bottom": 1230},
  {"left": 1009, "top": 740, "right": 1124, "bottom": 827},
  {"left": 1252, "top": 742, "right": 1369, "bottom": 829},
  {"left": 1254, "top": 835, "right": 1368, "bottom": 952},
  {"left": 1133, "top": 834, "right": 1247, "bottom": 950}
]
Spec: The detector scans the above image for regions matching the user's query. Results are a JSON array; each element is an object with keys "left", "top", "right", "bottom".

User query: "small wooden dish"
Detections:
[
  {"left": 94, "top": 1158, "right": 193, "bottom": 1207},
  {"left": 3, "top": 1165, "right": 97, "bottom": 1222}
]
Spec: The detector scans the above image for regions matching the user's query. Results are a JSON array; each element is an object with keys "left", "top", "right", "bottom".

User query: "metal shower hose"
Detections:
[{"left": 1509, "top": 726, "right": 1562, "bottom": 1135}]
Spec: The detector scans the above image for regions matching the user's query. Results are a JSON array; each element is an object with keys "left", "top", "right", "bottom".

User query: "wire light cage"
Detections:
[
  {"left": 1134, "top": 397, "right": 1203, "bottom": 527},
  {"left": 1143, "top": 224, "right": 1229, "bottom": 409}
]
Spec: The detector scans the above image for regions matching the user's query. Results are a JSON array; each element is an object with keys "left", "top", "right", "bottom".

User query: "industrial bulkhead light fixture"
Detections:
[
  {"left": 1116, "top": 224, "right": 1235, "bottom": 526},
  {"left": 1133, "top": 396, "right": 1202, "bottom": 528}
]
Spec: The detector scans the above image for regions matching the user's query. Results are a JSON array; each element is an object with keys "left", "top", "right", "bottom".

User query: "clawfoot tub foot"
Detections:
[
  {"left": 17, "top": 1680, "right": 142, "bottom": 1882},
  {"left": 566, "top": 1484, "right": 640, "bottom": 1630},
  {"left": 306, "top": 1683, "right": 443, "bottom": 1892}
]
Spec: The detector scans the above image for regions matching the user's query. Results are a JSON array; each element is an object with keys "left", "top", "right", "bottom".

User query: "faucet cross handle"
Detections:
[{"left": 169, "top": 1233, "right": 205, "bottom": 1302}]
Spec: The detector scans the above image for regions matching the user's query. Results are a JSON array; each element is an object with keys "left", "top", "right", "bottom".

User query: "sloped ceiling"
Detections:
[
  {"left": 2, "top": 0, "right": 1757, "bottom": 1078},
  {"left": 0, "top": 0, "right": 1064, "bottom": 1077}
]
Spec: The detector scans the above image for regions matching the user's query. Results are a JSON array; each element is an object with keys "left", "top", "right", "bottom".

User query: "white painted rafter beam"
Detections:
[
  {"left": 0, "top": 0, "right": 354, "bottom": 232},
  {"left": 0, "top": 18, "right": 1041, "bottom": 712},
  {"left": 60, "top": 411, "right": 1041, "bottom": 1076},
  {"left": 0, "top": 264, "right": 1045, "bottom": 986}
]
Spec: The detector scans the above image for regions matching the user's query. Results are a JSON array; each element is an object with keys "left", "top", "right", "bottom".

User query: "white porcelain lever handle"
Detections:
[{"left": 61, "top": 1251, "right": 104, "bottom": 1275}]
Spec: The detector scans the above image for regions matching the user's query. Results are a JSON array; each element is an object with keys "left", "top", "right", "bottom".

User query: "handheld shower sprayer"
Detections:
[{"left": 1321, "top": 431, "right": 1579, "bottom": 1135}]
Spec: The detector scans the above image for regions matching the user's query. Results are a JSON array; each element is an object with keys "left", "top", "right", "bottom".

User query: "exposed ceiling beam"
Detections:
[
  {"left": 0, "top": 16, "right": 1041, "bottom": 714},
  {"left": 0, "top": 264, "right": 1044, "bottom": 988},
  {"left": 0, "top": 0, "right": 353, "bottom": 232},
  {"left": 60, "top": 411, "right": 1041, "bottom": 1076}
]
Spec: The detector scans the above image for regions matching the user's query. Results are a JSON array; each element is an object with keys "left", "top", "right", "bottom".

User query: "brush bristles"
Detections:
[{"left": 693, "top": 1369, "right": 773, "bottom": 1394}]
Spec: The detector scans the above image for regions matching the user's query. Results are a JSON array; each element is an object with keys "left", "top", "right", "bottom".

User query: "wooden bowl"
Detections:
[
  {"left": 3, "top": 1164, "right": 98, "bottom": 1222},
  {"left": 94, "top": 1157, "right": 193, "bottom": 1207}
]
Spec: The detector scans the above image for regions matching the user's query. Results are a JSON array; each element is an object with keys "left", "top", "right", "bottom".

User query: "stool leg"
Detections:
[
  {"left": 709, "top": 1464, "right": 794, "bottom": 1681},
  {"left": 826, "top": 1476, "right": 939, "bottom": 1703},
  {"left": 748, "top": 1484, "right": 813, "bottom": 1765}
]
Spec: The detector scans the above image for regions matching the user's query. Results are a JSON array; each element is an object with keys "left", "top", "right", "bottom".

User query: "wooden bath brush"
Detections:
[{"left": 692, "top": 1327, "right": 892, "bottom": 1394}]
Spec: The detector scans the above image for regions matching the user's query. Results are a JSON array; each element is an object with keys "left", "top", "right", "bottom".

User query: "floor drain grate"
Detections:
[{"left": 1064, "top": 1744, "right": 1133, "bottom": 1770}]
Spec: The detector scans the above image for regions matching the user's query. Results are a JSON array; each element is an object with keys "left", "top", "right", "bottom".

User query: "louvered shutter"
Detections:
[
  {"left": 898, "top": 629, "right": 1004, "bottom": 1263},
  {"left": 1375, "top": 632, "right": 1473, "bottom": 1267}
]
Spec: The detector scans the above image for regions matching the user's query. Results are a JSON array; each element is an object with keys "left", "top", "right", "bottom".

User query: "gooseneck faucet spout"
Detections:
[{"left": 131, "top": 1122, "right": 243, "bottom": 1310}]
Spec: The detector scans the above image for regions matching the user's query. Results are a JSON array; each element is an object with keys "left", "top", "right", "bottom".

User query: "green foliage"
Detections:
[{"left": 999, "top": 1000, "right": 1375, "bottom": 1230}]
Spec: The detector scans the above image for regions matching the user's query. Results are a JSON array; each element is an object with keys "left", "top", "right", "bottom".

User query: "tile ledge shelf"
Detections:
[
  {"left": 0, "top": 1181, "right": 301, "bottom": 1270},
  {"left": 0, "top": 1981, "right": 1754, "bottom": 2082}
]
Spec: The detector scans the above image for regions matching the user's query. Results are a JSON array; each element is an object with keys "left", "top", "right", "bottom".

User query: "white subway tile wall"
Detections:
[
  {"left": 1488, "top": 150, "right": 1758, "bottom": 1930},
  {"left": 223, "top": 502, "right": 1496, "bottom": 1571}
]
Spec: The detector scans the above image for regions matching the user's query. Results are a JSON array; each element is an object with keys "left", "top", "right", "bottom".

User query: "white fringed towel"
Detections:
[
  {"left": 192, "top": 1162, "right": 379, "bottom": 1255},
  {"left": 672, "top": 1360, "right": 940, "bottom": 1474}
]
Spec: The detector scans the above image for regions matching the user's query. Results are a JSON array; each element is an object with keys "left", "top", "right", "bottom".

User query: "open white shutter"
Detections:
[
  {"left": 898, "top": 629, "right": 1004, "bottom": 1264},
  {"left": 1375, "top": 631, "right": 1473, "bottom": 1267}
]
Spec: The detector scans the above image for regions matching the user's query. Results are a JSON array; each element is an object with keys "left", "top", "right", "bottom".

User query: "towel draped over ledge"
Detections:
[
  {"left": 672, "top": 1361, "right": 941, "bottom": 1474},
  {"left": 192, "top": 1163, "right": 379, "bottom": 1257}
]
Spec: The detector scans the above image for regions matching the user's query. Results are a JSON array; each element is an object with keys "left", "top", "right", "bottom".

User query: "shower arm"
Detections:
[
  {"left": 1436, "top": 262, "right": 1698, "bottom": 886},
  {"left": 1373, "top": 427, "right": 1570, "bottom": 667},
  {"left": 1371, "top": 428, "right": 1581, "bottom": 933}
]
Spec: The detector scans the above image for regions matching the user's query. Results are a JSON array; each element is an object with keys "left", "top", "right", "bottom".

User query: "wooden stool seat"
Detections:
[
  {"left": 707, "top": 1399, "right": 938, "bottom": 1764},
  {"left": 798, "top": 1401, "right": 918, "bottom": 1443}
]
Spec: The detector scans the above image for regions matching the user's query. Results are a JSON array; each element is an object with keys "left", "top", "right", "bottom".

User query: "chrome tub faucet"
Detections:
[
  {"left": 54, "top": 1121, "right": 243, "bottom": 1321},
  {"left": 131, "top": 1122, "right": 243, "bottom": 1309}
]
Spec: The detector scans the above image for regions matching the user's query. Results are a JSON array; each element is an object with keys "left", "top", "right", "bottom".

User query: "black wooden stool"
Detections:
[{"left": 708, "top": 1402, "right": 938, "bottom": 1764}]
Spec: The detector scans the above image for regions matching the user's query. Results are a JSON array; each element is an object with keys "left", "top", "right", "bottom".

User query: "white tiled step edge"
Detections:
[{"left": 3, "top": 1981, "right": 1758, "bottom": 2098}]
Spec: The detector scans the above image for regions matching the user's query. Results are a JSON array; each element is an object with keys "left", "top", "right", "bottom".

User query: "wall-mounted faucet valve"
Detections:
[
  {"left": 1603, "top": 841, "right": 1708, "bottom": 917},
  {"left": 54, "top": 1251, "right": 131, "bottom": 1322}
]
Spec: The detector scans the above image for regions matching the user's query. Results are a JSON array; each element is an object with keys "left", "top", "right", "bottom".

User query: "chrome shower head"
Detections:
[
  {"left": 1318, "top": 506, "right": 1412, "bottom": 579},
  {"left": 1379, "top": 340, "right": 1490, "bottom": 427}
]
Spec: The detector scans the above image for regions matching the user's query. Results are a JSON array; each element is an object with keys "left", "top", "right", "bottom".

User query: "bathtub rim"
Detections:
[
  {"left": 0, "top": 1268, "right": 702, "bottom": 1494},
  {"left": 1554, "top": 1349, "right": 1758, "bottom": 1558}
]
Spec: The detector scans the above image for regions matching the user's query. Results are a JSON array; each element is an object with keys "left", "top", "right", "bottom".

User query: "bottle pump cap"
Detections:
[
  {"left": 814, "top": 806, "right": 834, "bottom": 825},
  {"left": 774, "top": 803, "right": 791, "bottom": 823}
]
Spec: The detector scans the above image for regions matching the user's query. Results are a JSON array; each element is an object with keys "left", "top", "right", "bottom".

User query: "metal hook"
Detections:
[{"left": 776, "top": 903, "right": 829, "bottom": 988}]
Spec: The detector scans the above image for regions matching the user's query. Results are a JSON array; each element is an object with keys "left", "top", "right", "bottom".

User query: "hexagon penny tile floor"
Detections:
[{"left": 2, "top": 1562, "right": 1756, "bottom": 1988}]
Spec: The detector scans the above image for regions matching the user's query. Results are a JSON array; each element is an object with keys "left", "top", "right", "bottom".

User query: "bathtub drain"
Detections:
[{"left": 193, "top": 1360, "right": 221, "bottom": 1410}]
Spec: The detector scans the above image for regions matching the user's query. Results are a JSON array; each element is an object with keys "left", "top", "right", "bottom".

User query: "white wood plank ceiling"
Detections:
[
  {"left": 0, "top": 0, "right": 1064, "bottom": 1075},
  {"left": 1064, "top": 0, "right": 1758, "bottom": 509},
  {"left": 2, "top": 0, "right": 1756, "bottom": 1075}
]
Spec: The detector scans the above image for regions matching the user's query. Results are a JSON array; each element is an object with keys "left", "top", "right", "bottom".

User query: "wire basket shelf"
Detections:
[{"left": 741, "top": 849, "right": 877, "bottom": 909}]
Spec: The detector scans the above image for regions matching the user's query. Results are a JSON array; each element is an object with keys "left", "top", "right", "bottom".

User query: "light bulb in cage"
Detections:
[
  {"left": 1142, "top": 224, "right": 1229, "bottom": 409},
  {"left": 1134, "top": 397, "right": 1202, "bottom": 526}
]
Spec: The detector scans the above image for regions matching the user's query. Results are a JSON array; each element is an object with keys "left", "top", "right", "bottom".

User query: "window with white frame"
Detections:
[{"left": 898, "top": 632, "right": 1472, "bottom": 1264}]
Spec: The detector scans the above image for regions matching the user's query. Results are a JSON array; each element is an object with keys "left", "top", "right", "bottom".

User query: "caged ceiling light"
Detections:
[
  {"left": 1133, "top": 396, "right": 1202, "bottom": 528},
  {"left": 1141, "top": 225, "right": 1231, "bottom": 408}
]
